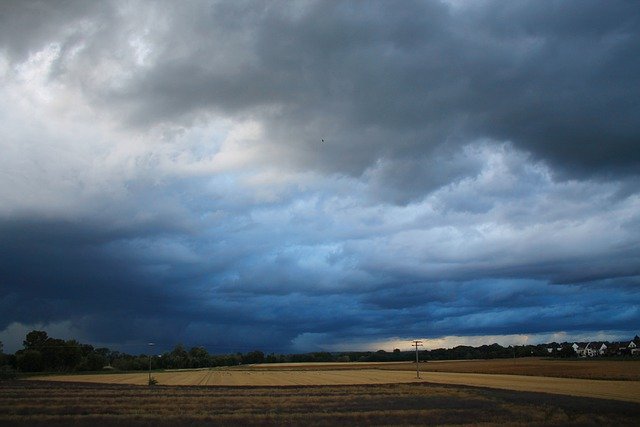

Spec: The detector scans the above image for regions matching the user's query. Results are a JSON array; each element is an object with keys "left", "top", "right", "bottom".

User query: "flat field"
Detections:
[
  {"left": 2, "top": 380, "right": 640, "bottom": 426},
  {"left": 31, "top": 368, "right": 420, "bottom": 386},
  {"left": 250, "top": 357, "right": 640, "bottom": 380},
  {"left": 377, "top": 358, "right": 640, "bottom": 381},
  {"left": 28, "top": 358, "right": 640, "bottom": 403}
]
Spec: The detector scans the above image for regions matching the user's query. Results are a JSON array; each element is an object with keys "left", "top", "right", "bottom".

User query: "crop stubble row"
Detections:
[{"left": 2, "top": 380, "right": 640, "bottom": 426}]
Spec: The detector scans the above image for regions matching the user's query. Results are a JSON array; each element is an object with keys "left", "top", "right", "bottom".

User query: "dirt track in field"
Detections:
[{"left": 31, "top": 367, "right": 640, "bottom": 403}]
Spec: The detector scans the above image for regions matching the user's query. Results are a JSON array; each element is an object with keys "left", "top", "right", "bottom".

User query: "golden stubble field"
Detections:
[
  {"left": 3, "top": 380, "right": 640, "bottom": 426},
  {"left": 249, "top": 358, "right": 640, "bottom": 380},
  {"left": 376, "top": 358, "right": 640, "bottom": 380},
  {"left": 29, "top": 358, "right": 640, "bottom": 404}
]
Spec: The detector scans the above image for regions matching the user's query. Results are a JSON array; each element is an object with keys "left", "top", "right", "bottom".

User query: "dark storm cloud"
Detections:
[
  {"left": 1, "top": 1, "right": 639, "bottom": 353},
  {"left": 0, "top": 215, "right": 295, "bottom": 352},
  {"left": 0, "top": 218, "right": 183, "bottom": 326},
  {"left": 1, "top": 206, "right": 639, "bottom": 352},
  {"left": 64, "top": 0, "right": 638, "bottom": 184},
  {"left": 3, "top": 1, "right": 637, "bottom": 185}
]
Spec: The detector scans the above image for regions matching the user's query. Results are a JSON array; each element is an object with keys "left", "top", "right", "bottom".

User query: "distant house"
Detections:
[
  {"left": 573, "top": 342, "right": 587, "bottom": 357},
  {"left": 572, "top": 342, "right": 605, "bottom": 357},
  {"left": 585, "top": 343, "right": 597, "bottom": 357},
  {"left": 572, "top": 337, "right": 638, "bottom": 357},
  {"left": 597, "top": 342, "right": 607, "bottom": 355},
  {"left": 584, "top": 342, "right": 606, "bottom": 357},
  {"left": 572, "top": 342, "right": 580, "bottom": 355},
  {"left": 608, "top": 342, "right": 631, "bottom": 356},
  {"left": 630, "top": 336, "right": 640, "bottom": 355},
  {"left": 605, "top": 343, "right": 623, "bottom": 356},
  {"left": 602, "top": 336, "right": 640, "bottom": 356}
]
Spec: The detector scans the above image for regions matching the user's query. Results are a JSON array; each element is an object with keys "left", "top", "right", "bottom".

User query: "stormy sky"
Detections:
[{"left": 1, "top": 0, "right": 639, "bottom": 354}]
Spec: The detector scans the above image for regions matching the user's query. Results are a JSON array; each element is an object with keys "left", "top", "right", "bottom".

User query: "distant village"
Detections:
[{"left": 548, "top": 336, "right": 640, "bottom": 358}]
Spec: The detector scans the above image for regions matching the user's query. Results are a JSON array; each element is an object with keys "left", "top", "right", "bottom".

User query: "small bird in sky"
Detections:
[{"left": 321, "top": 139, "right": 325, "bottom": 143}]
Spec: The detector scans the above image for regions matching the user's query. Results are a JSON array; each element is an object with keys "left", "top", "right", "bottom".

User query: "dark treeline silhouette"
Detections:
[{"left": 1, "top": 331, "right": 638, "bottom": 375}]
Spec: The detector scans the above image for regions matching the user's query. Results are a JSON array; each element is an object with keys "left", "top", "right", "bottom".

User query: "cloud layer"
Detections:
[{"left": 1, "top": 0, "right": 639, "bottom": 353}]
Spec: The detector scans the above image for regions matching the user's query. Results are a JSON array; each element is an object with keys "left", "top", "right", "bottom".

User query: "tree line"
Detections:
[
  {"left": 0, "top": 330, "right": 635, "bottom": 376},
  {"left": 0, "top": 331, "right": 272, "bottom": 373}
]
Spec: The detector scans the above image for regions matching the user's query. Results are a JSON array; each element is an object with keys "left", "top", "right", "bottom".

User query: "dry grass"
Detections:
[
  {"left": 2, "top": 380, "right": 639, "bottom": 426},
  {"left": 29, "top": 359, "right": 640, "bottom": 404}
]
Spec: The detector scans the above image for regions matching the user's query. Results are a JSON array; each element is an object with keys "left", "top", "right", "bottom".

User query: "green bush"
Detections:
[{"left": 0, "top": 365, "right": 17, "bottom": 380}]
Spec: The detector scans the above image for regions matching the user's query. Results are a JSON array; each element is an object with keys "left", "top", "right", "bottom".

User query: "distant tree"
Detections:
[
  {"left": 16, "top": 349, "right": 44, "bottom": 372},
  {"left": 0, "top": 341, "right": 6, "bottom": 368},
  {"left": 95, "top": 347, "right": 116, "bottom": 366},
  {"left": 23, "top": 331, "right": 48, "bottom": 350},
  {"left": 86, "top": 352, "right": 108, "bottom": 370},
  {"left": 94, "top": 347, "right": 111, "bottom": 359},
  {"left": 39, "top": 338, "right": 66, "bottom": 371},
  {"left": 7, "top": 354, "right": 17, "bottom": 369},
  {"left": 59, "top": 340, "right": 83, "bottom": 370},
  {"left": 111, "top": 354, "right": 147, "bottom": 371},
  {"left": 78, "top": 344, "right": 94, "bottom": 357},
  {"left": 393, "top": 348, "right": 401, "bottom": 353},
  {"left": 311, "top": 352, "right": 333, "bottom": 362},
  {"left": 168, "top": 344, "right": 189, "bottom": 369},
  {"left": 189, "top": 347, "right": 210, "bottom": 368},
  {"left": 242, "top": 350, "right": 265, "bottom": 364},
  {"left": 0, "top": 364, "right": 17, "bottom": 380},
  {"left": 210, "top": 353, "right": 241, "bottom": 366},
  {"left": 557, "top": 346, "right": 575, "bottom": 358},
  {"left": 265, "top": 353, "right": 281, "bottom": 363}
]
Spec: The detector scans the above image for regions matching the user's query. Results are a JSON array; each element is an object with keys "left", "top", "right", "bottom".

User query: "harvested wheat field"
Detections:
[
  {"left": 30, "top": 360, "right": 640, "bottom": 404},
  {"left": 3, "top": 380, "right": 640, "bottom": 426},
  {"left": 33, "top": 368, "right": 420, "bottom": 387},
  {"left": 251, "top": 358, "right": 640, "bottom": 380},
  {"left": 376, "top": 358, "right": 640, "bottom": 381}
]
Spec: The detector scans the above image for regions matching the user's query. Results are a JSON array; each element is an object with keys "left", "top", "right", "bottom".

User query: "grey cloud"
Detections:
[
  {"left": 0, "top": 1, "right": 109, "bottom": 60},
  {"left": 117, "top": 1, "right": 640, "bottom": 181},
  {"left": 3, "top": 1, "right": 637, "bottom": 193},
  {"left": 1, "top": 0, "right": 639, "bottom": 353}
]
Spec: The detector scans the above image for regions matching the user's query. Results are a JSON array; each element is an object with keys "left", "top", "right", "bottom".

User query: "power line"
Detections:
[{"left": 411, "top": 340, "right": 423, "bottom": 379}]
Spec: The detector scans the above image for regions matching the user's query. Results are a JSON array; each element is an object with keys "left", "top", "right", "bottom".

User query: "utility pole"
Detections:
[
  {"left": 411, "top": 340, "right": 423, "bottom": 379},
  {"left": 148, "top": 342, "right": 155, "bottom": 384}
]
